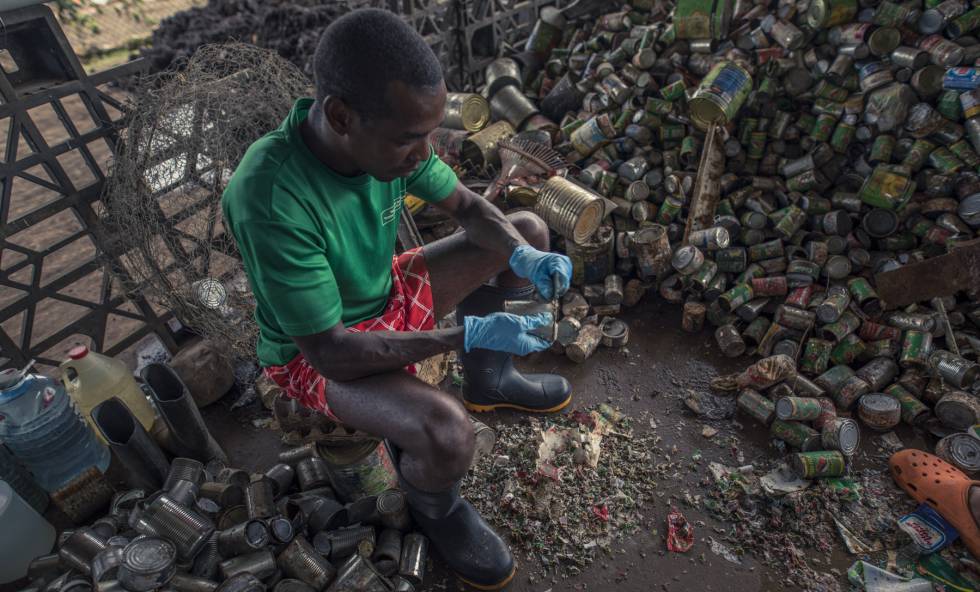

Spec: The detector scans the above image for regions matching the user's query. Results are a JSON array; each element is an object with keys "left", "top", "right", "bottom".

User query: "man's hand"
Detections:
[
  {"left": 508, "top": 245, "right": 572, "bottom": 300},
  {"left": 463, "top": 312, "right": 553, "bottom": 355}
]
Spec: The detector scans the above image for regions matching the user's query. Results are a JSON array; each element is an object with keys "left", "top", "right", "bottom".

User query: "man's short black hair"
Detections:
[{"left": 313, "top": 8, "right": 444, "bottom": 121}]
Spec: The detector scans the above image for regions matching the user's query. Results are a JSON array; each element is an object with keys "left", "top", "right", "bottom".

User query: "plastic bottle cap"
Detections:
[{"left": 68, "top": 346, "right": 89, "bottom": 360}]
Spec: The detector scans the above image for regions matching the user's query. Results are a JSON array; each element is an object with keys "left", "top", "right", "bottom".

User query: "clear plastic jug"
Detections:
[
  {"left": 60, "top": 345, "right": 159, "bottom": 442},
  {"left": 0, "top": 361, "right": 110, "bottom": 492},
  {"left": 0, "top": 479, "right": 56, "bottom": 583}
]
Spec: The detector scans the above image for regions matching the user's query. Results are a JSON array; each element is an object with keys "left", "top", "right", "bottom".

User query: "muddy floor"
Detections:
[{"left": 195, "top": 296, "right": 924, "bottom": 592}]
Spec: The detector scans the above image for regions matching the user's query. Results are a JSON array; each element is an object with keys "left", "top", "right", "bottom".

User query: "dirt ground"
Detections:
[{"left": 196, "top": 298, "right": 919, "bottom": 592}]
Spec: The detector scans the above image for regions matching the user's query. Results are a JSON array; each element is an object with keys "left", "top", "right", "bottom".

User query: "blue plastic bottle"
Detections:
[{"left": 0, "top": 361, "right": 109, "bottom": 492}]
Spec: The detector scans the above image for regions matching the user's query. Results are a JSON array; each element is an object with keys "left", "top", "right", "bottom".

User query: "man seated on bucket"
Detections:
[{"left": 222, "top": 7, "right": 573, "bottom": 589}]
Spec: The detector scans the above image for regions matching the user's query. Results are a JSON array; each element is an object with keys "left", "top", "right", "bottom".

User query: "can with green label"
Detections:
[
  {"left": 831, "top": 333, "right": 866, "bottom": 365},
  {"left": 869, "top": 134, "right": 895, "bottom": 164},
  {"left": 792, "top": 451, "right": 847, "bottom": 478},
  {"left": 801, "top": 338, "right": 834, "bottom": 375},
  {"left": 738, "top": 388, "right": 776, "bottom": 425},
  {"left": 718, "top": 283, "right": 754, "bottom": 312},
  {"left": 689, "top": 61, "right": 753, "bottom": 131},
  {"left": 950, "top": 139, "right": 980, "bottom": 168},
  {"left": 884, "top": 383, "right": 930, "bottom": 425},
  {"left": 900, "top": 330, "right": 933, "bottom": 368},
  {"left": 859, "top": 164, "right": 915, "bottom": 210},
  {"left": 771, "top": 420, "right": 822, "bottom": 451},
  {"left": 660, "top": 79, "right": 688, "bottom": 101},
  {"left": 776, "top": 397, "right": 825, "bottom": 421}
]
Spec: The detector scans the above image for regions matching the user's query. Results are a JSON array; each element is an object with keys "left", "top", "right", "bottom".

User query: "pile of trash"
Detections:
[
  {"left": 461, "top": 405, "right": 662, "bottom": 582},
  {"left": 141, "top": 0, "right": 351, "bottom": 75},
  {"left": 419, "top": 0, "right": 980, "bottom": 581}
]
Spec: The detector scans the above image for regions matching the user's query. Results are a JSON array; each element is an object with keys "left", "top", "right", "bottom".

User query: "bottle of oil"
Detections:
[{"left": 59, "top": 346, "right": 159, "bottom": 443}]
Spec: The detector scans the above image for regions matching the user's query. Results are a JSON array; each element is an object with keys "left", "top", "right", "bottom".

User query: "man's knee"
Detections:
[
  {"left": 508, "top": 211, "right": 549, "bottom": 251},
  {"left": 422, "top": 398, "right": 475, "bottom": 478}
]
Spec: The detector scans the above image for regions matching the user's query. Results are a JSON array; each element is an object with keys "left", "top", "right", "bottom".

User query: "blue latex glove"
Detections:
[
  {"left": 508, "top": 245, "right": 572, "bottom": 300},
  {"left": 463, "top": 312, "right": 553, "bottom": 355}
]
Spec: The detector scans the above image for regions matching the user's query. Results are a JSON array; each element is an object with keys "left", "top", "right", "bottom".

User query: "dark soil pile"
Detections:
[{"left": 141, "top": 0, "right": 353, "bottom": 75}]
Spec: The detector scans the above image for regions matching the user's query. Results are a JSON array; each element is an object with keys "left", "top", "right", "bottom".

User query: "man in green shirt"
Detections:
[{"left": 223, "top": 8, "right": 572, "bottom": 590}]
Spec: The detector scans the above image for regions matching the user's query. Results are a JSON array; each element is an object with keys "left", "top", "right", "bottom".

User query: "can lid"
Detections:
[
  {"left": 68, "top": 345, "right": 89, "bottom": 360},
  {"left": 244, "top": 519, "right": 271, "bottom": 546},
  {"left": 774, "top": 398, "right": 795, "bottom": 420},
  {"left": 917, "top": 10, "right": 944, "bottom": 35},
  {"left": 863, "top": 208, "right": 899, "bottom": 237},
  {"left": 121, "top": 537, "right": 176, "bottom": 574},
  {"left": 944, "top": 433, "right": 980, "bottom": 471},
  {"left": 672, "top": 245, "right": 699, "bottom": 270},
  {"left": 835, "top": 418, "right": 861, "bottom": 455}
]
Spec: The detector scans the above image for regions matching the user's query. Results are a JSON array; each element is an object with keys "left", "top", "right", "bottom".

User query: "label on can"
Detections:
[
  {"left": 859, "top": 165, "right": 915, "bottom": 210},
  {"left": 792, "top": 451, "right": 846, "bottom": 478},
  {"left": 944, "top": 67, "right": 980, "bottom": 90},
  {"left": 689, "top": 61, "right": 753, "bottom": 130}
]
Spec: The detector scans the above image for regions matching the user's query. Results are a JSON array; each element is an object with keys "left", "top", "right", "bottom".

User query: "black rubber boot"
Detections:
[
  {"left": 399, "top": 474, "right": 515, "bottom": 590},
  {"left": 456, "top": 284, "right": 572, "bottom": 413},
  {"left": 141, "top": 363, "right": 228, "bottom": 463}
]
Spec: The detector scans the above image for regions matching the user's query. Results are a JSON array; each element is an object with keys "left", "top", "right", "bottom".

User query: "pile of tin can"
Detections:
[
  {"left": 23, "top": 447, "right": 426, "bottom": 592},
  {"left": 429, "top": 0, "right": 980, "bottom": 468}
]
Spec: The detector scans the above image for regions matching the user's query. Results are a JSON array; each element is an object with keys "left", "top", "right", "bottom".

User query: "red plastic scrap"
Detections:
[
  {"left": 592, "top": 504, "right": 610, "bottom": 522},
  {"left": 666, "top": 507, "right": 694, "bottom": 552},
  {"left": 570, "top": 409, "right": 596, "bottom": 428}
]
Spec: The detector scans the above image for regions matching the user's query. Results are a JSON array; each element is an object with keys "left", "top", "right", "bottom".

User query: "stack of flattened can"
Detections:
[
  {"left": 25, "top": 448, "right": 430, "bottom": 592},
  {"left": 451, "top": 0, "right": 980, "bottom": 468}
]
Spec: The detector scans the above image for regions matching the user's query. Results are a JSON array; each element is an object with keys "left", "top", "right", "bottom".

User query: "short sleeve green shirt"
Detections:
[{"left": 222, "top": 98, "right": 458, "bottom": 367}]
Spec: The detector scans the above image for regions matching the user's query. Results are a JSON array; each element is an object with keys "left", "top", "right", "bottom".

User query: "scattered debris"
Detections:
[{"left": 666, "top": 508, "right": 694, "bottom": 553}]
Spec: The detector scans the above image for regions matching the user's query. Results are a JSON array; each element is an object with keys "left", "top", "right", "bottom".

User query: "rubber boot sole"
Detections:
[
  {"left": 458, "top": 563, "right": 518, "bottom": 590},
  {"left": 463, "top": 392, "right": 573, "bottom": 414}
]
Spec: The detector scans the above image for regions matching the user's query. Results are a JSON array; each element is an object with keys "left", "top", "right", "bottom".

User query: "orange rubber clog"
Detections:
[{"left": 889, "top": 449, "right": 980, "bottom": 559}]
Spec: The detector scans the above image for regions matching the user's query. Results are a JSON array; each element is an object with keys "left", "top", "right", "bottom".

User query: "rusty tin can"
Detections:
[
  {"left": 834, "top": 375, "right": 872, "bottom": 410},
  {"left": 900, "top": 330, "right": 933, "bottom": 368},
  {"left": 770, "top": 420, "right": 822, "bottom": 451},
  {"left": 935, "top": 433, "right": 980, "bottom": 474},
  {"left": 884, "top": 383, "right": 930, "bottom": 425},
  {"left": 738, "top": 388, "right": 776, "bottom": 425},
  {"left": 821, "top": 417, "right": 861, "bottom": 456},
  {"left": 775, "top": 397, "right": 825, "bottom": 421},
  {"left": 858, "top": 393, "right": 903, "bottom": 431}
]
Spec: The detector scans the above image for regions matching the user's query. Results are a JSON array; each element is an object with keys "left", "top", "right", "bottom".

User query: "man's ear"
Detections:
[{"left": 323, "top": 96, "right": 353, "bottom": 136}]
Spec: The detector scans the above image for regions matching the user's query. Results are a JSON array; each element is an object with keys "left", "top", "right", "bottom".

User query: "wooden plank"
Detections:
[
  {"left": 874, "top": 239, "right": 980, "bottom": 308},
  {"left": 683, "top": 123, "right": 724, "bottom": 245}
]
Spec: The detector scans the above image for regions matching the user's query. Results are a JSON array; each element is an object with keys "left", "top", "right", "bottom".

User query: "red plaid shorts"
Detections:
[{"left": 263, "top": 247, "right": 435, "bottom": 420}]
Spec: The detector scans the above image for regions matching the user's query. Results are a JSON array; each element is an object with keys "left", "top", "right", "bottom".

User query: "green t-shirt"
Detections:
[{"left": 222, "top": 98, "right": 458, "bottom": 367}]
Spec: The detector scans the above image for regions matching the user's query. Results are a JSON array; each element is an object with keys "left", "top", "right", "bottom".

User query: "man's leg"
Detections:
[
  {"left": 421, "top": 210, "right": 572, "bottom": 413},
  {"left": 424, "top": 210, "right": 548, "bottom": 318},
  {"left": 327, "top": 371, "right": 515, "bottom": 588},
  {"left": 326, "top": 370, "right": 474, "bottom": 491}
]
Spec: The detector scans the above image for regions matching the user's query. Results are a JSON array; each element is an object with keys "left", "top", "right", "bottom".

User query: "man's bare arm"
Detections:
[
  {"left": 432, "top": 181, "right": 528, "bottom": 256},
  {"left": 293, "top": 322, "right": 464, "bottom": 382},
  {"left": 293, "top": 182, "right": 539, "bottom": 382}
]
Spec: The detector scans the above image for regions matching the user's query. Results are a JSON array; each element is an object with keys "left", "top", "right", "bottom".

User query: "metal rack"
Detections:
[{"left": 0, "top": 4, "right": 179, "bottom": 371}]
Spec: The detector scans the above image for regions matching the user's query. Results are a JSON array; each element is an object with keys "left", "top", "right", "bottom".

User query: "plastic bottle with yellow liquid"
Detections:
[{"left": 59, "top": 346, "right": 159, "bottom": 443}]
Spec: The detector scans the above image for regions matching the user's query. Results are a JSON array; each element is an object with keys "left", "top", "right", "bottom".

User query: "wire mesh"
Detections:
[{"left": 101, "top": 43, "right": 311, "bottom": 359}]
